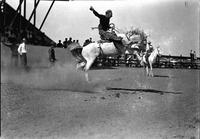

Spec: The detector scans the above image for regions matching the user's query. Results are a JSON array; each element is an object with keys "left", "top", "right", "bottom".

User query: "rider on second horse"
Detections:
[
  {"left": 144, "top": 41, "right": 154, "bottom": 63},
  {"left": 90, "top": 6, "right": 123, "bottom": 53}
]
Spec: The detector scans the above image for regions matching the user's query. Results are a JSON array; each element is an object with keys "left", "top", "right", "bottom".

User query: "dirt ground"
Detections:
[{"left": 1, "top": 45, "right": 200, "bottom": 139}]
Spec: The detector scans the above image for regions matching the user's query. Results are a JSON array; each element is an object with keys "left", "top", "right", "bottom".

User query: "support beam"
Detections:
[
  {"left": 39, "top": 0, "right": 55, "bottom": 30},
  {"left": 19, "top": 0, "right": 23, "bottom": 31},
  {"left": 24, "top": 0, "right": 26, "bottom": 18},
  {"left": 27, "top": 0, "right": 40, "bottom": 26},
  {"left": 19, "top": 0, "right": 22, "bottom": 14},
  {"left": 9, "top": 0, "right": 24, "bottom": 28},
  {"left": 34, "top": 0, "right": 36, "bottom": 26}
]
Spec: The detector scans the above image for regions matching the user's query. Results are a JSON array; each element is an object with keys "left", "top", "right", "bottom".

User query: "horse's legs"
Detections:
[
  {"left": 149, "top": 62, "right": 153, "bottom": 77},
  {"left": 85, "top": 72, "right": 89, "bottom": 82},
  {"left": 76, "top": 62, "right": 86, "bottom": 70},
  {"left": 84, "top": 59, "right": 95, "bottom": 82},
  {"left": 145, "top": 65, "right": 149, "bottom": 76},
  {"left": 143, "top": 65, "right": 146, "bottom": 76}
]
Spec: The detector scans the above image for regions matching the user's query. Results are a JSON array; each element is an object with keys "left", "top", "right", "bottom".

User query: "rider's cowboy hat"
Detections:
[{"left": 106, "top": 9, "right": 112, "bottom": 14}]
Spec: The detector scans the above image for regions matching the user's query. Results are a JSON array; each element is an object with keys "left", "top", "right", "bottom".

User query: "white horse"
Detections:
[
  {"left": 133, "top": 46, "right": 161, "bottom": 77},
  {"left": 69, "top": 31, "right": 134, "bottom": 81}
]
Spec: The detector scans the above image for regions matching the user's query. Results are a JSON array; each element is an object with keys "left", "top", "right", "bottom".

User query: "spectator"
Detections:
[
  {"left": 18, "top": 38, "right": 28, "bottom": 67},
  {"left": 190, "top": 50, "right": 195, "bottom": 68},
  {"left": 76, "top": 40, "right": 81, "bottom": 46},
  {"left": 194, "top": 51, "right": 197, "bottom": 60},
  {"left": 63, "top": 38, "right": 68, "bottom": 48},
  {"left": 67, "top": 37, "right": 72, "bottom": 45},
  {"left": 193, "top": 51, "right": 197, "bottom": 68},
  {"left": 83, "top": 39, "right": 90, "bottom": 46},
  {"left": 48, "top": 45, "right": 56, "bottom": 63},
  {"left": 89, "top": 37, "right": 94, "bottom": 43},
  {"left": 57, "top": 40, "right": 63, "bottom": 48},
  {"left": 190, "top": 50, "right": 194, "bottom": 62}
]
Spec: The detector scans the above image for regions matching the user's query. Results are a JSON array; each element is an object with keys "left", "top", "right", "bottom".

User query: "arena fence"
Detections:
[{"left": 93, "top": 54, "right": 200, "bottom": 69}]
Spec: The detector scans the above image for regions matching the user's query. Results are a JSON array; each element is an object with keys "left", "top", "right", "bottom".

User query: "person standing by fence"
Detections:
[
  {"left": 18, "top": 38, "right": 28, "bottom": 67},
  {"left": 190, "top": 50, "right": 195, "bottom": 68},
  {"left": 48, "top": 45, "right": 56, "bottom": 64}
]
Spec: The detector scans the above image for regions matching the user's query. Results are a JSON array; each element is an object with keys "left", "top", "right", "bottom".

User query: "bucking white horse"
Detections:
[
  {"left": 69, "top": 29, "right": 135, "bottom": 81},
  {"left": 133, "top": 46, "right": 161, "bottom": 77}
]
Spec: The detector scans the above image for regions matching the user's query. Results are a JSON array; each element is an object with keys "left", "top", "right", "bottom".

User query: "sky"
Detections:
[{"left": 7, "top": 0, "right": 199, "bottom": 56}]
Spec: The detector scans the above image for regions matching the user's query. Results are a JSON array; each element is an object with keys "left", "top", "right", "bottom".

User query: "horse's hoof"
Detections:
[{"left": 86, "top": 79, "right": 92, "bottom": 83}]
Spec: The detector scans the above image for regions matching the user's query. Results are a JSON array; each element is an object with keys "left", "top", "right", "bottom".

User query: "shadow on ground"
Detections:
[
  {"left": 153, "top": 74, "right": 171, "bottom": 78},
  {"left": 106, "top": 87, "right": 182, "bottom": 95}
]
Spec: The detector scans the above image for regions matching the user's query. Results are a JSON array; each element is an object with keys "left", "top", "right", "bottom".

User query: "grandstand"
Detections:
[{"left": 0, "top": 1, "right": 55, "bottom": 46}]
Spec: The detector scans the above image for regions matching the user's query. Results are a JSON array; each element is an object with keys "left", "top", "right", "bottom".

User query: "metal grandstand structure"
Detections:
[{"left": 0, "top": 0, "right": 73, "bottom": 46}]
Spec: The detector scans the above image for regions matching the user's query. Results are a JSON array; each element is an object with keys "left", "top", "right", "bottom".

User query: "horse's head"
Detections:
[
  {"left": 117, "top": 31, "right": 140, "bottom": 48},
  {"left": 155, "top": 46, "right": 162, "bottom": 56}
]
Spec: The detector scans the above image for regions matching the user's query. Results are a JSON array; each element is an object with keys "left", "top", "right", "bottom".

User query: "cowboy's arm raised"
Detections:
[{"left": 90, "top": 6, "right": 102, "bottom": 18}]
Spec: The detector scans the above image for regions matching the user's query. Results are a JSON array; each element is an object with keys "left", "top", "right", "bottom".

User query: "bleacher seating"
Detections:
[{"left": 0, "top": 2, "right": 55, "bottom": 46}]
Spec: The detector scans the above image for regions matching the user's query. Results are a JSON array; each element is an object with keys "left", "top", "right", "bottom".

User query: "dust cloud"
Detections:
[{"left": 1, "top": 44, "right": 100, "bottom": 93}]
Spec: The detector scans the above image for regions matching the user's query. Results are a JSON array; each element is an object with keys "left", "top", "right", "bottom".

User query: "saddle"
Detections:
[
  {"left": 97, "top": 39, "right": 110, "bottom": 43},
  {"left": 97, "top": 39, "right": 123, "bottom": 55}
]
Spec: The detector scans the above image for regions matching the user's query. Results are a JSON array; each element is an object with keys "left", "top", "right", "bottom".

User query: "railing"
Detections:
[
  {"left": 1, "top": 2, "right": 55, "bottom": 46},
  {"left": 93, "top": 54, "right": 200, "bottom": 69}
]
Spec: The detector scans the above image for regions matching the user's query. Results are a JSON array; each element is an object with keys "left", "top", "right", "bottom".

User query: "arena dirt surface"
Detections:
[{"left": 1, "top": 45, "right": 200, "bottom": 139}]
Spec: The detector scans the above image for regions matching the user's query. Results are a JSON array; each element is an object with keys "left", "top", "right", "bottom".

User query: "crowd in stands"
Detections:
[
  {"left": 2, "top": 25, "right": 96, "bottom": 49},
  {"left": 2, "top": 26, "right": 51, "bottom": 46},
  {"left": 83, "top": 37, "right": 94, "bottom": 46},
  {"left": 55, "top": 37, "right": 94, "bottom": 48}
]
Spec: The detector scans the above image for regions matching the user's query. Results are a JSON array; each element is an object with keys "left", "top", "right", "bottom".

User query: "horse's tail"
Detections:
[
  {"left": 68, "top": 43, "right": 86, "bottom": 63},
  {"left": 71, "top": 48, "right": 87, "bottom": 63}
]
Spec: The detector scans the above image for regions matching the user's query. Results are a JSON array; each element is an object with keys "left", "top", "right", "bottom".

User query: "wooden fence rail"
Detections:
[{"left": 93, "top": 54, "right": 200, "bottom": 69}]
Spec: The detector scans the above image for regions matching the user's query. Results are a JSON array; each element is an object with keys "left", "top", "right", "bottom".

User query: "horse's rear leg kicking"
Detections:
[
  {"left": 76, "top": 62, "right": 86, "bottom": 70},
  {"left": 84, "top": 59, "right": 95, "bottom": 82}
]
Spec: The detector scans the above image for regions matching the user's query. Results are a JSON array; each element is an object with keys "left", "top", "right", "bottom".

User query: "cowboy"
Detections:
[
  {"left": 144, "top": 41, "right": 154, "bottom": 63},
  {"left": 89, "top": 6, "right": 123, "bottom": 53},
  {"left": 146, "top": 41, "right": 153, "bottom": 51}
]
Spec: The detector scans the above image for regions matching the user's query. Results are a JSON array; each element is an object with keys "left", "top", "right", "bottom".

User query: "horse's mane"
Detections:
[
  {"left": 127, "top": 28, "right": 148, "bottom": 40},
  {"left": 116, "top": 27, "right": 147, "bottom": 39}
]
